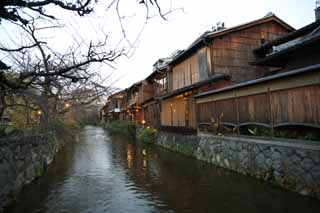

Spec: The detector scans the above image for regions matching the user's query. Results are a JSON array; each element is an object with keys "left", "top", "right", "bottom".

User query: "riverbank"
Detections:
[
  {"left": 0, "top": 129, "right": 78, "bottom": 212},
  {"left": 6, "top": 126, "right": 320, "bottom": 213},
  {"left": 156, "top": 131, "right": 320, "bottom": 200}
]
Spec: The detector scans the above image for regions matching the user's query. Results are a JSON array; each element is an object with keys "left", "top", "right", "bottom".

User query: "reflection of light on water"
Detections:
[
  {"left": 127, "top": 144, "right": 133, "bottom": 169},
  {"left": 143, "top": 159, "right": 148, "bottom": 169},
  {"left": 142, "top": 149, "right": 148, "bottom": 170},
  {"left": 142, "top": 149, "right": 147, "bottom": 156}
]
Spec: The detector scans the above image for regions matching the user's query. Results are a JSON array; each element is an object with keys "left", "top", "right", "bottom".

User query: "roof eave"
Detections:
[
  {"left": 254, "top": 21, "right": 320, "bottom": 55},
  {"left": 161, "top": 74, "right": 231, "bottom": 100},
  {"left": 195, "top": 64, "right": 320, "bottom": 99},
  {"left": 253, "top": 33, "right": 320, "bottom": 66}
]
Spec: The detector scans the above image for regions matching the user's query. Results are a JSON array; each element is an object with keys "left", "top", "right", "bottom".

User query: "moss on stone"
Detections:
[
  {"left": 281, "top": 175, "right": 297, "bottom": 191},
  {"left": 177, "top": 145, "right": 194, "bottom": 157}
]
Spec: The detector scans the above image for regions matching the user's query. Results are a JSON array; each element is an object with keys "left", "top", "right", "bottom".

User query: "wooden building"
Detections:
[
  {"left": 195, "top": 64, "right": 320, "bottom": 138},
  {"left": 142, "top": 58, "right": 172, "bottom": 129},
  {"left": 102, "top": 90, "right": 127, "bottom": 123},
  {"left": 253, "top": 21, "right": 320, "bottom": 72},
  {"left": 195, "top": 12, "right": 320, "bottom": 139},
  {"left": 160, "top": 13, "right": 294, "bottom": 132},
  {"left": 126, "top": 80, "right": 154, "bottom": 124},
  {"left": 104, "top": 12, "right": 320, "bottom": 140}
]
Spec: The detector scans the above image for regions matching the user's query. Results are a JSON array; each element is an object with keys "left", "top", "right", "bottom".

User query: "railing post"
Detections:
[
  {"left": 268, "top": 87, "right": 274, "bottom": 138},
  {"left": 236, "top": 93, "right": 240, "bottom": 136}
]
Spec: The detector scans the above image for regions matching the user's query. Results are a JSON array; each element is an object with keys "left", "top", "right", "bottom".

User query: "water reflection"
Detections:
[
  {"left": 127, "top": 143, "right": 133, "bottom": 169},
  {"left": 6, "top": 126, "right": 320, "bottom": 213}
]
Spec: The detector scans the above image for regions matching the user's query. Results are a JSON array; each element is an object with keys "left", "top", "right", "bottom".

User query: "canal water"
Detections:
[{"left": 7, "top": 126, "right": 320, "bottom": 213}]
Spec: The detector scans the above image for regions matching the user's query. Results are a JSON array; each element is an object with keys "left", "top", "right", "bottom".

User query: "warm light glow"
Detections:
[
  {"left": 142, "top": 120, "right": 146, "bottom": 124},
  {"left": 64, "top": 102, "right": 71, "bottom": 108},
  {"left": 37, "top": 110, "right": 42, "bottom": 115},
  {"left": 135, "top": 109, "right": 139, "bottom": 112},
  {"left": 127, "top": 144, "right": 133, "bottom": 169}
]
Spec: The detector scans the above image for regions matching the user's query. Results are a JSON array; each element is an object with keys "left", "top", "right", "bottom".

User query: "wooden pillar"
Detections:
[
  {"left": 268, "top": 87, "right": 274, "bottom": 138},
  {"left": 236, "top": 93, "right": 240, "bottom": 136}
]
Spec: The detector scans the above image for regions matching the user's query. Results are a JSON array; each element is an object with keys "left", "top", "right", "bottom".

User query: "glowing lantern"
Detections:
[{"left": 64, "top": 102, "right": 71, "bottom": 108}]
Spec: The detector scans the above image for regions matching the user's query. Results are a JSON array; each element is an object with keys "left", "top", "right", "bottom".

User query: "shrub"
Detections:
[
  {"left": 274, "top": 126, "right": 320, "bottom": 141},
  {"left": 138, "top": 128, "right": 157, "bottom": 144},
  {"left": 0, "top": 124, "right": 23, "bottom": 137},
  {"left": 109, "top": 120, "right": 136, "bottom": 139},
  {"left": 49, "top": 119, "right": 79, "bottom": 143}
]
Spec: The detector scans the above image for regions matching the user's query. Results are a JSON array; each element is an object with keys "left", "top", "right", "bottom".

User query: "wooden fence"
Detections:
[
  {"left": 143, "top": 101, "right": 161, "bottom": 129},
  {"left": 195, "top": 66, "right": 320, "bottom": 140}
]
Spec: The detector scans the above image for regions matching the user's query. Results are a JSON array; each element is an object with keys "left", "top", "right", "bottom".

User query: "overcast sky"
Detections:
[{"left": 0, "top": 0, "right": 316, "bottom": 90}]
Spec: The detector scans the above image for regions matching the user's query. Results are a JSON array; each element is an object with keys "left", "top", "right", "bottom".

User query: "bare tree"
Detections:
[
  {"left": 1, "top": 21, "right": 119, "bottom": 124},
  {"left": 0, "top": 0, "right": 173, "bottom": 78},
  {"left": 0, "top": 0, "right": 176, "bottom": 125}
]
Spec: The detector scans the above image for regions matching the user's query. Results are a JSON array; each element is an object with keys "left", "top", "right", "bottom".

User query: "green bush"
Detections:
[
  {"left": 49, "top": 119, "right": 79, "bottom": 143},
  {"left": 109, "top": 120, "right": 136, "bottom": 139},
  {"left": 138, "top": 128, "right": 157, "bottom": 144},
  {"left": 0, "top": 124, "right": 22, "bottom": 137}
]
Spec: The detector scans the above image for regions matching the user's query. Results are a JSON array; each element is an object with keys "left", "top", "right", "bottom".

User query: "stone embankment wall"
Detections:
[
  {"left": 0, "top": 135, "right": 61, "bottom": 211},
  {"left": 157, "top": 132, "right": 320, "bottom": 199}
]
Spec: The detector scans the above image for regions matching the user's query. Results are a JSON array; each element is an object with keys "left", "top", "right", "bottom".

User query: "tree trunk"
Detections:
[{"left": 0, "top": 87, "right": 6, "bottom": 121}]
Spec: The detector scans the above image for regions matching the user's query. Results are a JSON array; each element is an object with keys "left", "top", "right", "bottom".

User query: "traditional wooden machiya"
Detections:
[
  {"left": 142, "top": 58, "right": 172, "bottom": 128},
  {"left": 160, "top": 13, "right": 294, "bottom": 132},
  {"left": 253, "top": 20, "right": 320, "bottom": 72},
  {"left": 195, "top": 10, "right": 320, "bottom": 139},
  {"left": 102, "top": 90, "right": 127, "bottom": 123},
  {"left": 125, "top": 80, "right": 154, "bottom": 124},
  {"left": 103, "top": 12, "right": 320, "bottom": 140},
  {"left": 195, "top": 65, "right": 320, "bottom": 138}
]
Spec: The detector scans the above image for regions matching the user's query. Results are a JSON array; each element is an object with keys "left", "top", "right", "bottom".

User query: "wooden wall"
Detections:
[
  {"left": 171, "top": 47, "right": 211, "bottom": 91},
  {"left": 141, "top": 83, "right": 154, "bottom": 103},
  {"left": 212, "top": 22, "right": 291, "bottom": 83},
  {"left": 161, "top": 93, "right": 196, "bottom": 128},
  {"left": 143, "top": 101, "right": 161, "bottom": 129},
  {"left": 271, "top": 85, "right": 320, "bottom": 125},
  {"left": 196, "top": 71, "right": 320, "bottom": 130},
  {"left": 170, "top": 21, "right": 291, "bottom": 93}
]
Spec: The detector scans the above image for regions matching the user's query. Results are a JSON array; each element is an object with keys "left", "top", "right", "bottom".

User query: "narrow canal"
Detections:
[{"left": 7, "top": 126, "right": 320, "bottom": 213}]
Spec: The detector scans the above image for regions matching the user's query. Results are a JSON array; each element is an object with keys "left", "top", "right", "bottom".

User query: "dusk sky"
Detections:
[
  {"left": 109, "top": 0, "right": 316, "bottom": 89},
  {"left": 0, "top": 0, "right": 316, "bottom": 90}
]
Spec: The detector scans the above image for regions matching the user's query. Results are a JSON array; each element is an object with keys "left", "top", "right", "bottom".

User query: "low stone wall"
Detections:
[
  {"left": 0, "top": 134, "right": 61, "bottom": 211},
  {"left": 157, "top": 132, "right": 320, "bottom": 199}
]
